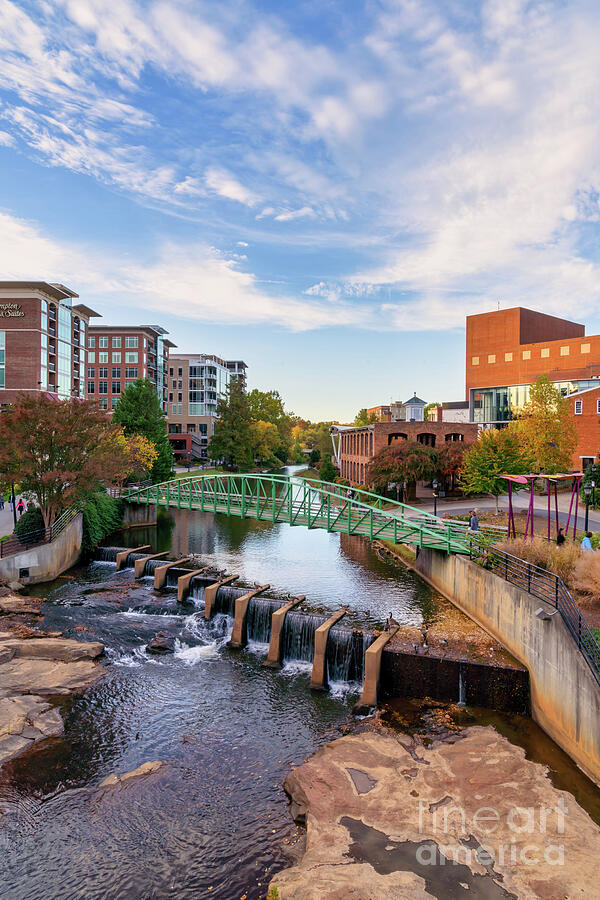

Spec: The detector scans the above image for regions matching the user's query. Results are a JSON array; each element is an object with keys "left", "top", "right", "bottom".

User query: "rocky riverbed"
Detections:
[
  {"left": 0, "top": 586, "right": 105, "bottom": 766},
  {"left": 270, "top": 726, "right": 600, "bottom": 899}
]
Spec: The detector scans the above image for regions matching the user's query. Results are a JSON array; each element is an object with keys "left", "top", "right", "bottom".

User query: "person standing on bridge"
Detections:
[{"left": 468, "top": 510, "right": 479, "bottom": 532}]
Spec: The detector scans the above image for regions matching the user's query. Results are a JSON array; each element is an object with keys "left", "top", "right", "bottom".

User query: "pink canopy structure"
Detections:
[{"left": 499, "top": 473, "right": 584, "bottom": 540}]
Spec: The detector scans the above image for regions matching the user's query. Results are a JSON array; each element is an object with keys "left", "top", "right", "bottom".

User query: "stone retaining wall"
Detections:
[{"left": 0, "top": 514, "right": 83, "bottom": 585}]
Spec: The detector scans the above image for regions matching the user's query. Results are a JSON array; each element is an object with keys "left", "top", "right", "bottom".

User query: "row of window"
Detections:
[
  {"left": 88, "top": 367, "right": 138, "bottom": 379},
  {"left": 169, "top": 367, "right": 184, "bottom": 377},
  {"left": 88, "top": 352, "right": 139, "bottom": 364},
  {"left": 87, "top": 381, "right": 137, "bottom": 395},
  {"left": 574, "top": 398, "right": 600, "bottom": 415},
  {"left": 473, "top": 343, "right": 593, "bottom": 366},
  {"left": 88, "top": 336, "right": 140, "bottom": 349}
]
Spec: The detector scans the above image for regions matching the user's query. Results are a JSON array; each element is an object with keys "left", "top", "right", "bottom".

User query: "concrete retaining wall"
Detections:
[
  {"left": 415, "top": 548, "right": 600, "bottom": 787},
  {"left": 122, "top": 502, "right": 157, "bottom": 529},
  {"left": 0, "top": 514, "right": 83, "bottom": 585}
]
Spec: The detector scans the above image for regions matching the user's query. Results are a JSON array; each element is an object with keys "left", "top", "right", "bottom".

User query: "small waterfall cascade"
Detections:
[
  {"left": 458, "top": 663, "right": 466, "bottom": 706},
  {"left": 281, "top": 611, "right": 327, "bottom": 663},
  {"left": 95, "top": 546, "right": 120, "bottom": 562},
  {"left": 188, "top": 576, "right": 216, "bottom": 605},
  {"left": 142, "top": 557, "right": 167, "bottom": 576},
  {"left": 246, "top": 597, "right": 285, "bottom": 644},
  {"left": 212, "top": 584, "right": 250, "bottom": 617},
  {"left": 326, "top": 627, "right": 372, "bottom": 683}
]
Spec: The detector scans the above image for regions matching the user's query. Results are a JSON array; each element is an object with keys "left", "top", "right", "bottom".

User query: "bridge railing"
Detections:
[
  {"left": 0, "top": 505, "right": 80, "bottom": 560},
  {"left": 469, "top": 534, "right": 600, "bottom": 685}
]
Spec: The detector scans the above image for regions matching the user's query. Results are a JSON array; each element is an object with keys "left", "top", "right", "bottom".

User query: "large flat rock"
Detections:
[
  {"left": 0, "top": 657, "right": 104, "bottom": 698},
  {"left": 0, "top": 636, "right": 104, "bottom": 662},
  {"left": 270, "top": 727, "right": 600, "bottom": 899},
  {"left": 0, "top": 694, "right": 64, "bottom": 765}
]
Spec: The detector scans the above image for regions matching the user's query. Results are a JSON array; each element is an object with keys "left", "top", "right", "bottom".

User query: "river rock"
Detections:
[
  {"left": 269, "top": 727, "right": 600, "bottom": 899},
  {"left": 0, "top": 595, "right": 42, "bottom": 616},
  {"left": 0, "top": 636, "right": 104, "bottom": 662},
  {"left": 146, "top": 632, "right": 174, "bottom": 654},
  {"left": 0, "top": 694, "right": 64, "bottom": 764},
  {"left": 0, "top": 657, "right": 104, "bottom": 699},
  {"left": 99, "top": 760, "right": 165, "bottom": 788}
]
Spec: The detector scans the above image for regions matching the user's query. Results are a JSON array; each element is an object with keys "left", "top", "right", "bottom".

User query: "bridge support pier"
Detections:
[
  {"left": 310, "top": 606, "right": 348, "bottom": 691},
  {"left": 116, "top": 545, "right": 151, "bottom": 571},
  {"left": 353, "top": 626, "right": 399, "bottom": 715},
  {"left": 204, "top": 575, "right": 239, "bottom": 618},
  {"left": 134, "top": 551, "right": 169, "bottom": 579},
  {"left": 228, "top": 585, "right": 270, "bottom": 649},
  {"left": 263, "top": 596, "right": 305, "bottom": 668},
  {"left": 153, "top": 557, "right": 190, "bottom": 589},
  {"left": 177, "top": 567, "right": 209, "bottom": 602}
]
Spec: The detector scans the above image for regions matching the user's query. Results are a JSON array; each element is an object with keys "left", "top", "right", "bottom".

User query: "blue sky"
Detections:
[{"left": 1, "top": 0, "right": 600, "bottom": 420}]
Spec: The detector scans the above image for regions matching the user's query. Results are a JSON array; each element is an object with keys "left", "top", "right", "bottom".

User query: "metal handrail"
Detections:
[
  {"left": 0, "top": 505, "right": 80, "bottom": 560},
  {"left": 469, "top": 535, "right": 600, "bottom": 685}
]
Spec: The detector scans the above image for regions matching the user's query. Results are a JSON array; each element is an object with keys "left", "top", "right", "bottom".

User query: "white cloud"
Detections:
[
  {"left": 274, "top": 206, "right": 315, "bottom": 222},
  {"left": 0, "top": 130, "right": 15, "bottom": 147},
  {"left": 203, "top": 167, "right": 259, "bottom": 207}
]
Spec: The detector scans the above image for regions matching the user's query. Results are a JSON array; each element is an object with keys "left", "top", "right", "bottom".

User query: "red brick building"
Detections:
[
  {"left": 566, "top": 387, "right": 600, "bottom": 470},
  {"left": 332, "top": 421, "right": 478, "bottom": 486},
  {"left": 87, "top": 324, "right": 175, "bottom": 413},
  {"left": 0, "top": 281, "right": 99, "bottom": 408}
]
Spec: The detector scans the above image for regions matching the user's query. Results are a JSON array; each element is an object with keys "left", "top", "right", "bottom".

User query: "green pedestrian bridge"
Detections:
[{"left": 125, "top": 473, "right": 495, "bottom": 554}]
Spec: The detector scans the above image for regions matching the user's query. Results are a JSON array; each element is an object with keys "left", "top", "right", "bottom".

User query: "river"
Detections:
[{"left": 1, "top": 473, "right": 600, "bottom": 899}]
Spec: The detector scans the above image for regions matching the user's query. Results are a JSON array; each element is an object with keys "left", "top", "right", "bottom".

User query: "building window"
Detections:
[
  {"left": 178, "top": 367, "right": 183, "bottom": 377},
  {"left": 471, "top": 356, "right": 479, "bottom": 366},
  {"left": 597, "top": 399, "right": 600, "bottom": 415},
  {"left": 560, "top": 346, "right": 570, "bottom": 356},
  {"left": 487, "top": 354, "right": 496, "bottom": 364},
  {"left": 169, "top": 366, "right": 173, "bottom": 376},
  {"left": 111, "top": 399, "right": 119, "bottom": 409},
  {"left": 582, "top": 343, "right": 591, "bottom": 354},
  {"left": 88, "top": 351, "right": 95, "bottom": 364},
  {"left": 125, "top": 352, "right": 138, "bottom": 363},
  {"left": 541, "top": 348, "right": 549, "bottom": 358},
  {"left": 98, "top": 367, "right": 108, "bottom": 378},
  {"left": 522, "top": 350, "right": 531, "bottom": 360},
  {"left": 112, "top": 367, "right": 121, "bottom": 379},
  {"left": 112, "top": 337, "right": 121, "bottom": 348},
  {"left": 172, "top": 404, "right": 176, "bottom": 414},
  {"left": 112, "top": 382, "right": 121, "bottom": 394},
  {"left": 125, "top": 367, "right": 138, "bottom": 378},
  {"left": 98, "top": 382, "right": 108, "bottom": 394},
  {"left": 99, "top": 352, "right": 108, "bottom": 364},
  {"left": 125, "top": 336, "right": 138, "bottom": 348},
  {"left": 169, "top": 392, "right": 173, "bottom": 402},
  {"left": 99, "top": 336, "right": 109, "bottom": 349},
  {"left": 87, "top": 381, "right": 95, "bottom": 394},
  {"left": 178, "top": 392, "right": 182, "bottom": 402},
  {"left": 98, "top": 398, "right": 108, "bottom": 410},
  {"left": 112, "top": 352, "right": 121, "bottom": 363},
  {"left": 88, "top": 336, "right": 95, "bottom": 348},
  {"left": 172, "top": 379, "right": 176, "bottom": 388},
  {"left": 88, "top": 367, "right": 95, "bottom": 378},
  {"left": 504, "top": 352, "right": 513, "bottom": 362},
  {"left": 574, "top": 400, "right": 582, "bottom": 415}
]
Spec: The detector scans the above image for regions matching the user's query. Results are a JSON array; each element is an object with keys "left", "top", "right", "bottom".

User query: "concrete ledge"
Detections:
[
  {"left": 153, "top": 557, "right": 189, "bottom": 589},
  {"left": 353, "top": 627, "right": 398, "bottom": 713},
  {"left": 134, "top": 551, "right": 169, "bottom": 579},
  {"left": 263, "top": 596, "right": 305, "bottom": 668},
  {"left": 177, "top": 567, "right": 209, "bottom": 603},
  {"left": 310, "top": 607, "right": 348, "bottom": 691},
  {"left": 116, "top": 545, "right": 150, "bottom": 571},
  {"left": 229, "top": 585, "right": 269, "bottom": 649},
  {"left": 204, "top": 575, "right": 238, "bottom": 619}
]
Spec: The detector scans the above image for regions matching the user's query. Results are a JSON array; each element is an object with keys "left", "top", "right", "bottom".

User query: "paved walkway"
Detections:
[{"left": 0, "top": 496, "right": 28, "bottom": 538}]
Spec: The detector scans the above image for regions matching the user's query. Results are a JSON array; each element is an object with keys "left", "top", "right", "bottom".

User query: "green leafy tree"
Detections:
[
  {"left": 208, "top": 379, "right": 254, "bottom": 470},
  {"left": 309, "top": 448, "right": 321, "bottom": 467},
  {"left": 367, "top": 441, "right": 438, "bottom": 500},
  {"left": 354, "top": 408, "right": 377, "bottom": 425},
  {"left": 514, "top": 374, "right": 577, "bottom": 473},
  {"left": 250, "top": 419, "right": 281, "bottom": 466},
  {"left": 113, "top": 379, "right": 173, "bottom": 482},
  {"left": 319, "top": 453, "right": 338, "bottom": 482},
  {"left": 247, "top": 389, "right": 293, "bottom": 463},
  {"left": 461, "top": 428, "right": 531, "bottom": 510}
]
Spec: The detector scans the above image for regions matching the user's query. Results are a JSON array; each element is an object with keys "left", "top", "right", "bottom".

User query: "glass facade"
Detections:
[{"left": 472, "top": 380, "right": 600, "bottom": 424}]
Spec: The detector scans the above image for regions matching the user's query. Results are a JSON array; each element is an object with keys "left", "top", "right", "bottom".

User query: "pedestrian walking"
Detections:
[
  {"left": 17, "top": 498, "right": 25, "bottom": 518},
  {"left": 0, "top": 495, "right": 4, "bottom": 511},
  {"left": 468, "top": 510, "right": 480, "bottom": 532}
]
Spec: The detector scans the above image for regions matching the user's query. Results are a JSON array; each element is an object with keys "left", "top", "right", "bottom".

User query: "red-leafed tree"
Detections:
[
  {"left": 436, "top": 441, "right": 470, "bottom": 492},
  {"left": 367, "top": 441, "right": 438, "bottom": 500},
  {"left": 0, "top": 394, "right": 155, "bottom": 527}
]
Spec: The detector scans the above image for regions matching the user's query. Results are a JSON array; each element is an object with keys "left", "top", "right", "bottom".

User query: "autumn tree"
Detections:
[
  {"left": 247, "top": 389, "right": 293, "bottom": 462},
  {"left": 250, "top": 419, "right": 281, "bottom": 465},
  {"left": 367, "top": 441, "right": 438, "bottom": 501},
  {"left": 436, "top": 441, "right": 469, "bottom": 492},
  {"left": 461, "top": 428, "right": 531, "bottom": 510},
  {"left": 0, "top": 395, "right": 151, "bottom": 527},
  {"left": 514, "top": 374, "right": 577, "bottom": 473},
  {"left": 113, "top": 378, "right": 173, "bottom": 482}
]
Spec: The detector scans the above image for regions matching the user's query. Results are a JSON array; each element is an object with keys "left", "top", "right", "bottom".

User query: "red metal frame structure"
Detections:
[{"left": 501, "top": 473, "right": 583, "bottom": 540}]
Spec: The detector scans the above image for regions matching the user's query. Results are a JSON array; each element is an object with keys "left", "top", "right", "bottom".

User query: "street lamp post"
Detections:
[
  {"left": 432, "top": 479, "right": 440, "bottom": 518},
  {"left": 584, "top": 481, "right": 593, "bottom": 532}
]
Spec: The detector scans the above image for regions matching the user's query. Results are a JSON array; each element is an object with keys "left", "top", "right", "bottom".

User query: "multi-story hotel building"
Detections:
[
  {"left": 166, "top": 353, "right": 232, "bottom": 462},
  {"left": 225, "top": 359, "right": 248, "bottom": 392},
  {"left": 0, "top": 281, "right": 99, "bottom": 408},
  {"left": 87, "top": 324, "right": 175, "bottom": 413}
]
